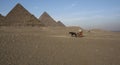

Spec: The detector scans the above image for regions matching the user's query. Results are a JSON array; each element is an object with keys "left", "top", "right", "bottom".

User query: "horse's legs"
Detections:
[
  {"left": 75, "top": 34, "right": 77, "bottom": 37},
  {"left": 71, "top": 34, "right": 73, "bottom": 37}
]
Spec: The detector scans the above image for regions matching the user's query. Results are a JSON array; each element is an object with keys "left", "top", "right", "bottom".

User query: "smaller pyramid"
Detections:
[
  {"left": 5, "top": 3, "right": 43, "bottom": 26},
  {"left": 0, "top": 14, "right": 5, "bottom": 26},
  {"left": 39, "top": 12, "right": 58, "bottom": 27},
  {"left": 57, "top": 21, "right": 66, "bottom": 27}
]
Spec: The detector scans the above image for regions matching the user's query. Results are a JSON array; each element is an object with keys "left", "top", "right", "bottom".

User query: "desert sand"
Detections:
[{"left": 0, "top": 26, "right": 120, "bottom": 65}]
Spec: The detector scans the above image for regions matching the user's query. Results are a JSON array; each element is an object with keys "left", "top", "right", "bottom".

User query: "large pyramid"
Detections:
[
  {"left": 0, "top": 14, "right": 5, "bottom": 26},
  {"left": 4, "top": 3, "right": 43, "bottom": 26},
  {"left": 39, "top": 12, "right": 59, "bottom": 27},
  {"left": 57, "top": 21, "right": 66, "bottom": 27}
]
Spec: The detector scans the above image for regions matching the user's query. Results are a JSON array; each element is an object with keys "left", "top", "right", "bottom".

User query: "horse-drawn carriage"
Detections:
[{"left": 69, "top": 31, "right": 83, "bottom": 37}]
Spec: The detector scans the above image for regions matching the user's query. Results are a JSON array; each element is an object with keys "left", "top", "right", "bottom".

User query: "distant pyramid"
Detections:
[
  {"left": 0, "top": 14, "right": 5, "bottom": 26},
  {"left": 57, "top": 21, "right": 66, "bottom": 27},
  {"left": 5, "top": 3, "right": 43, "bottom": 26},
  {"left": 39, "top": 12, "right": 59, "bottom": 27}
]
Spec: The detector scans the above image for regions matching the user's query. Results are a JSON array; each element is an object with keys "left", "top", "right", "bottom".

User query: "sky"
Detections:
[{"left": 0, "top": 0, "right": 120, "bottom": 31}]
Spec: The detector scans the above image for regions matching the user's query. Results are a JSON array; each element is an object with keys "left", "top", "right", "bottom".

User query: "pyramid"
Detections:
[
  {"left": 57, "top": 21, "right": 66, "bottom": 27},
  {"left": 5, "top": 3, "right": 43, "bottom": 26},
  {"left": 39, "top": 12, "right": 59, "bottom": 27},
  {"left": 0, "top": 14, "right": 5, "bottom": 26}
]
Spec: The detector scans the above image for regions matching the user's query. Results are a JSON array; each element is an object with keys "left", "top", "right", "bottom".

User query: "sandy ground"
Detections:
[{"left": 0, "top": 26, "right": 120, "bottom": 65}]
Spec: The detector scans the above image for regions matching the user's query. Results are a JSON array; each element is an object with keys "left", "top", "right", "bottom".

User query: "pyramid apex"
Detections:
[
  {"left": 13, "top": 3, "right": 24, "bottom": 9},
  {"left": 39, "top": 11, "right": 59, "bottom": 26},
  {"left": 6, "top": 3, "right": 27, "bottom": 17},
  {"left": 57, "top": 21, "right": 66, "bottom": 27},
  {"left": 39, "top": 11, "right": 51, "bottom": 19},
  {"left": 42, "top": 11, "right": 49, "bottom": 16},
  {"left": 16, "top": 3, "right": 22, "bottom": 6},
  {"left": 43, "top": 11, "right": 48, "bottom": 14}
]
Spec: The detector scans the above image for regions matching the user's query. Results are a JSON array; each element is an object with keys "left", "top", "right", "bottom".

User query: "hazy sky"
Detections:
[{"left": 0, "top": 0, "right": 120, "bottom": 31}]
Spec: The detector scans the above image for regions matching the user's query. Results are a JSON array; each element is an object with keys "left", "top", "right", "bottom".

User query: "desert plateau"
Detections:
[{"left": 0, "top": 26, "right": 120, "bottom": 65}]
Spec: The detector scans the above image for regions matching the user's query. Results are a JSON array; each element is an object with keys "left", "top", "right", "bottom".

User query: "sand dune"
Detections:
[{"left": 0, "top": 27, "right": 120, "bottom": 65}]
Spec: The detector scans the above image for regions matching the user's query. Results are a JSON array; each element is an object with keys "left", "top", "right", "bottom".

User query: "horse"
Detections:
[{"left": 69, "top": 32, "right": 77, "bottom": 37}]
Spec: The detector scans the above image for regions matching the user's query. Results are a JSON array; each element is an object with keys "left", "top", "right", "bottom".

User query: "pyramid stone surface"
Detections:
[
  {"left": 0, "top": 14, "right": 5, "bottom": 26},
  {"left": 5, "top": 3, "right": 43, "bottom": 26},
  {"left": 39, "top": 12, "right": 59, "bottom": 27},
  {"left": 57, "top": 21, "right": 66, "bottom": 27}
]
